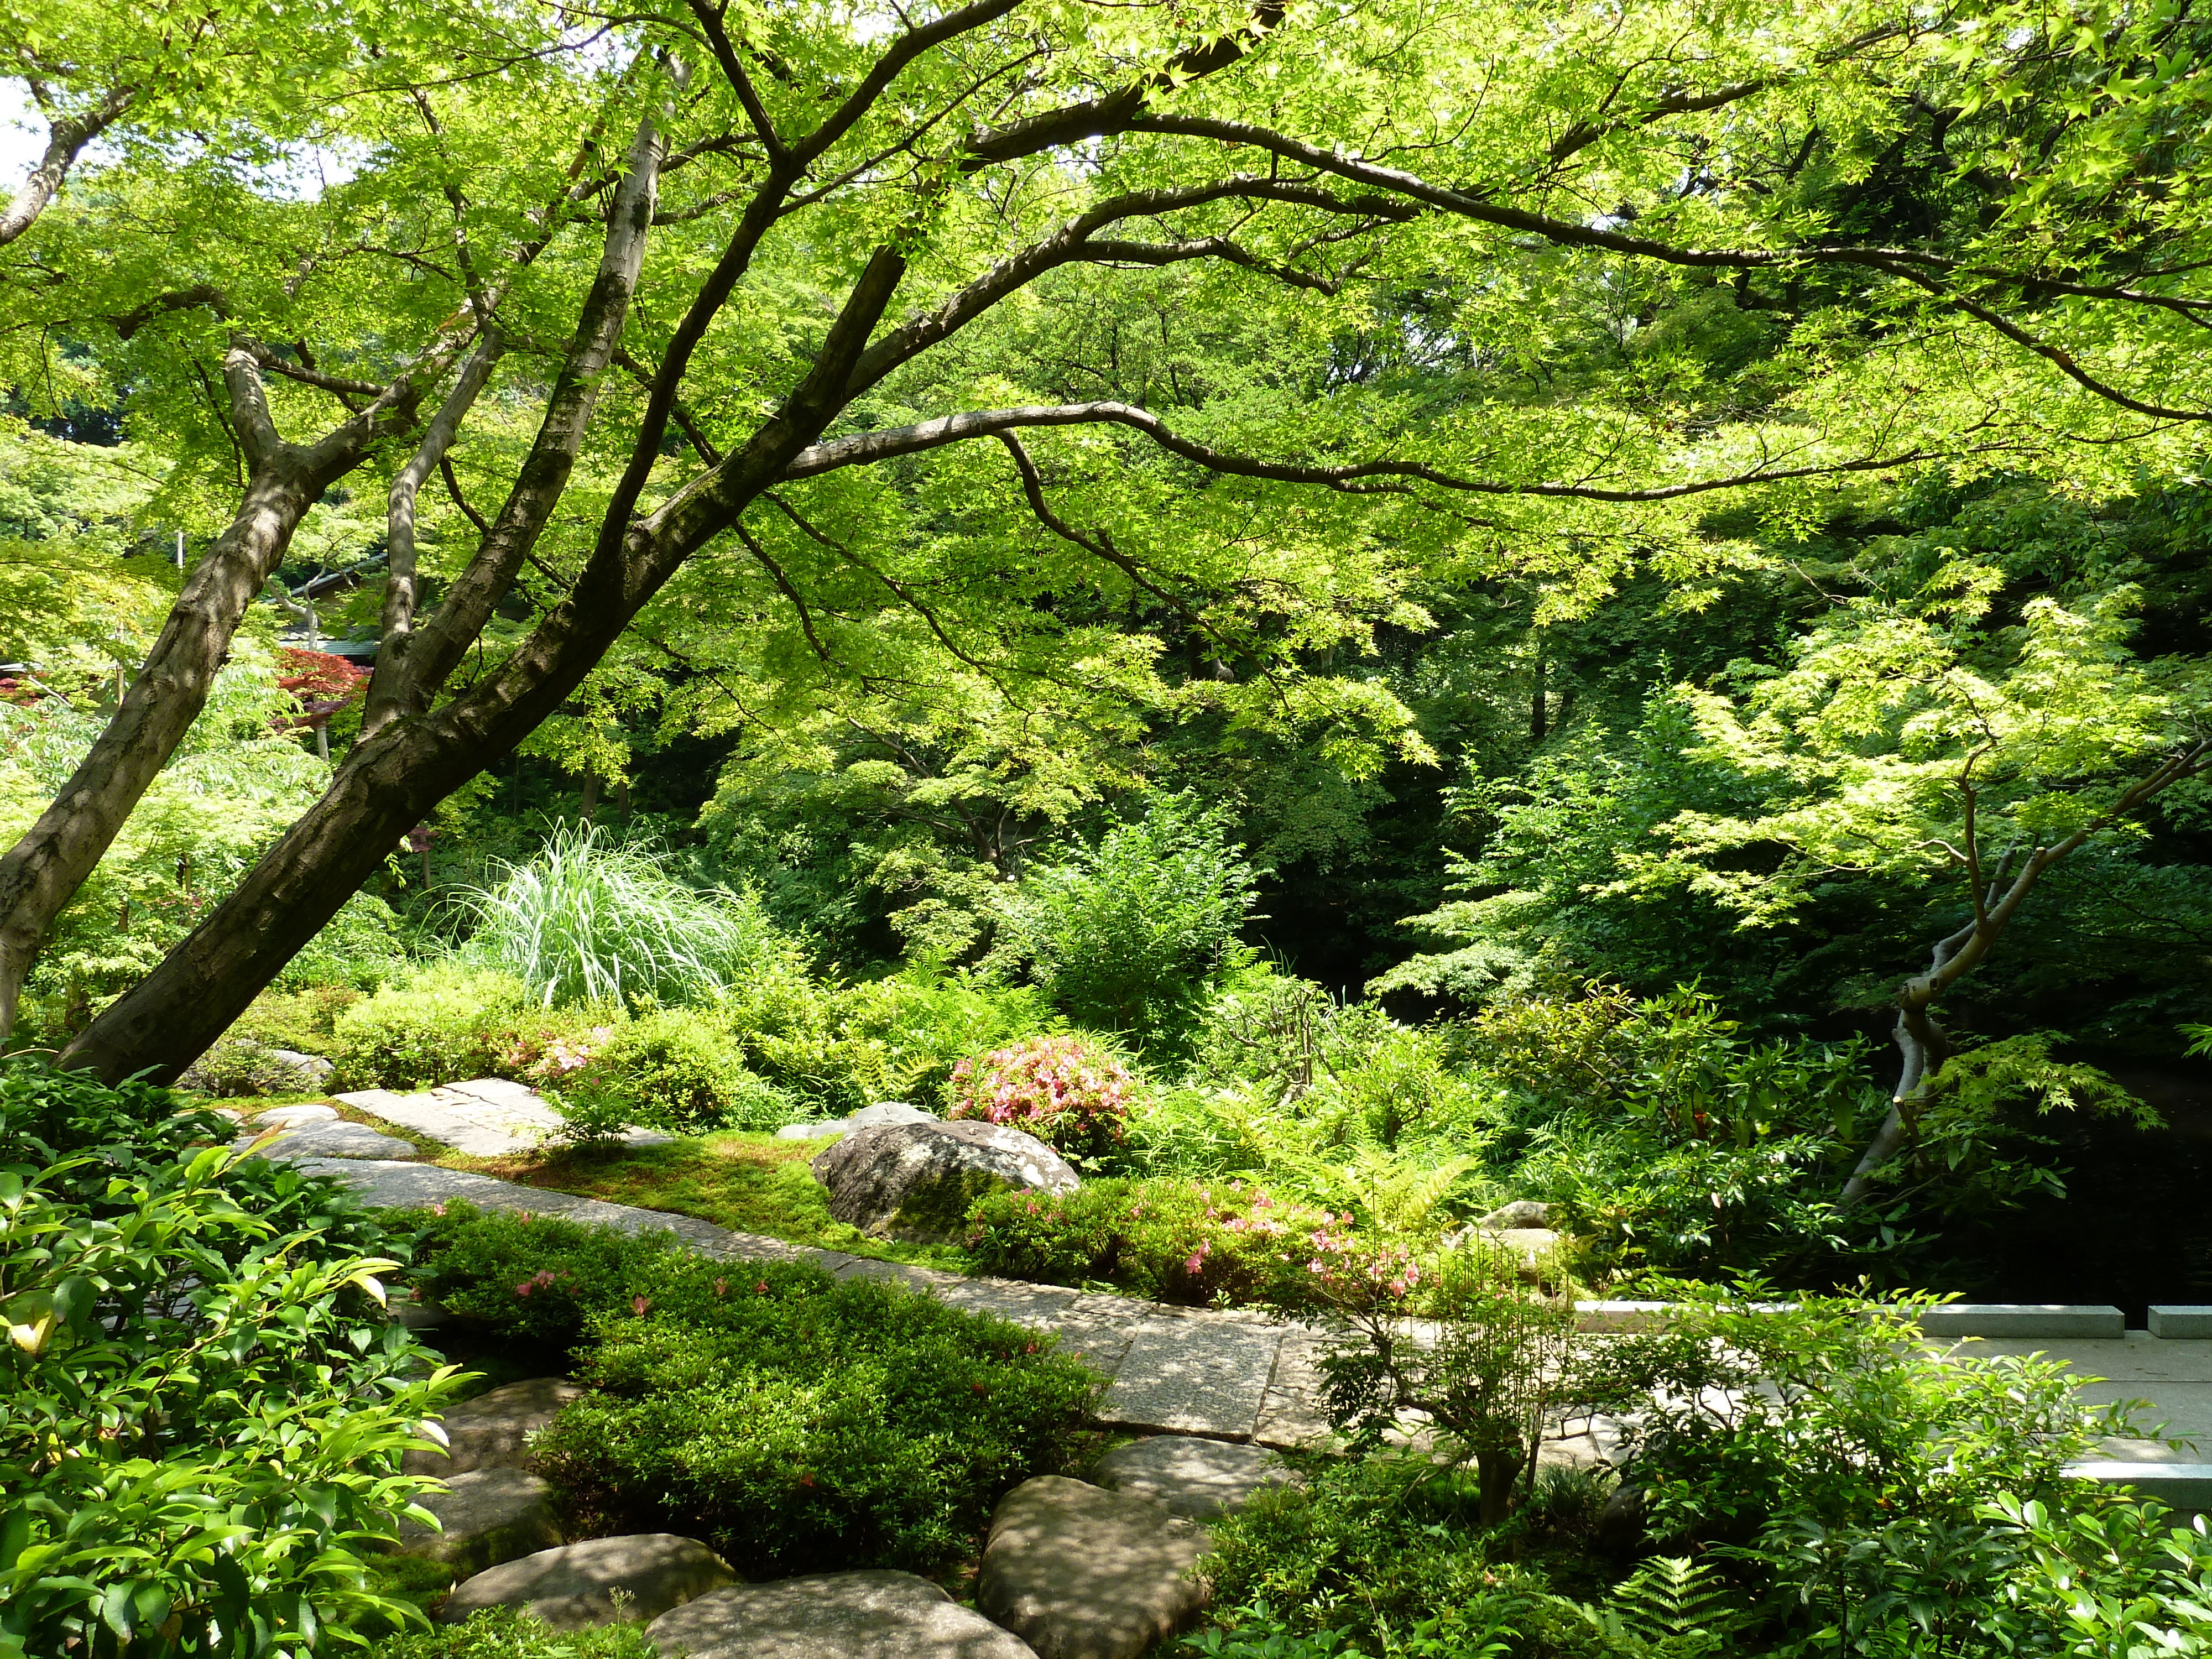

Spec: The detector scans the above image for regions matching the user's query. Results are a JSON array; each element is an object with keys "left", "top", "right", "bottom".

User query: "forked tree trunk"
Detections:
[{"left": 0, "top": 388, "right": 394, "bottom": 1041}]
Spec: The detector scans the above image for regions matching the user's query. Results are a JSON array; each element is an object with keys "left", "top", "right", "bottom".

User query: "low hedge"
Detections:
[
  {"left": 964, "top": 1175, "right": 1378, "bottom": 1308},
  {"left": 404, "top": 1204, "right": 1099, "bottom": 1577}
]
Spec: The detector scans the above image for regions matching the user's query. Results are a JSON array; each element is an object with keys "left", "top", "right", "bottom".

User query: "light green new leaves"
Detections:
[{"left": 1642, "top": 565, "right": 2210, "bottom": 927}]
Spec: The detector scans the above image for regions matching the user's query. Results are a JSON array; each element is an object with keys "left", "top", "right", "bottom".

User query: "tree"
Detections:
[
  {"left": 1629, "top": 565, "right": 2210, "bottom": 1201},
  {"left": 14, "top": 0, "right": 2212, "bottom": 1075}
]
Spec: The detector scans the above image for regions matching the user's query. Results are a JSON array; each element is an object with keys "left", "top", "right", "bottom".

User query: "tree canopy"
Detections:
[{"left": 3, "top": 0, "right": 2212, "bottom": 1094}]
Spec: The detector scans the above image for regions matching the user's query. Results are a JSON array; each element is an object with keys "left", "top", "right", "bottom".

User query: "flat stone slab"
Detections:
[
  {"left": 978, "top": 1476, "right": 1211, "bottom": 1659},
  {"left": 1252, "top": 1328, "right": 1334, "bottom": 1451},
  {"left": 1097, "top": 1318, "right": 1282, "bottom": 1441},
  {"left": 1092, "top": 1436, "right": 1290, "bottom": 1520},
  {"left": 2067, "top": 1462, "right": 2212, "bottom": 1508},
  {"left": 442, "top": 1533, "right": 733, "bottom": 1629},
  {"left": 405, "top": 1376, "right": 582, "bottom": 1476},
  {"left": 237, "top": 1120, "right": 416, "bottom": 1160},
  {"left": 646, "top": 1571, "right": 1034, "bottom": 1659},
  {"left": 251, "top": 1103, "right": 339, "bottom": 1128},
  {"left": 336, "top": 1079, "right": 664, "bottom": 1156},
  {"left": 397, "top": 1467, "right": 561, "bottom": 1577},
  {"left": 1919, "top": 1303, "right": 2125, "bottom": 1340},
  {"left": 2153, "top": 1307, "right": 2212, "bottom": 1340}
]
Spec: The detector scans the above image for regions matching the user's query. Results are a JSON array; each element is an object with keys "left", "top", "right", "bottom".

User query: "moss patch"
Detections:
[{"left": 467, "top": 1134, "right": 970, "bottom": 1270}]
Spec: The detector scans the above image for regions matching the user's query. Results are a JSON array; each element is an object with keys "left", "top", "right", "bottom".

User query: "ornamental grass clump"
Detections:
[
  {"left": 948, "top": 1034, "right": 1133, "bottom": 1161},
  {"left": 455, "top": 822, "right": 804, "bottom": 1009}
]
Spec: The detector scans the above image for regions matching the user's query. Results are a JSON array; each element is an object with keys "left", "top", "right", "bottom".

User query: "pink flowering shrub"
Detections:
[
  {"left": 948, "top": 1035, "right": 1134, "bottom": 1162},
  {"left": 964, "top": 1175, "right": 1420, "bottom": 1310}
]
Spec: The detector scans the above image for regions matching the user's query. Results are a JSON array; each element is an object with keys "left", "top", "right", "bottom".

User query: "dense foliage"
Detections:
[
  {"left": 406, "top": 1203, "right": 1095, "bottom": 1578},
  {"left": 0, "top": 1060, "right": 456, "bottom": 1657}
]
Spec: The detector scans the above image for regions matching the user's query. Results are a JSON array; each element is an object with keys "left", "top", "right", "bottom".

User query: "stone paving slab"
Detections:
[
  {"left": 241, "top": 1121, "right": 416, "bottom": 1160},
  {"left": 1098, "top": 1317, "right": 1283, "bottom": 1440},
  {"left": 333, "top": 1083, "right": 667, "bottom": 1157}
]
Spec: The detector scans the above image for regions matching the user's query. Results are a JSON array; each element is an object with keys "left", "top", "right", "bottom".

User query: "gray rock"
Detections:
[
  {"left": 1478, "top": 1199, "right": 1552, "bottom": 1230},
  {"left": 646, "top": 1570, "right": 1034, "bottom": 1659},
  {"left": 251, "top": 1103, "right": 340, "bottom": 1128},
  {"left": 977, "top": 1476, "right": 1211, "bottom": 1659},
  {"left": 847, "top": 1101, "right": 936, "bottom": 1130},
  {"left": 812, "top": 1119, "right": 1078, "bottom": 1242},
  {"left": 1092, "top": 1436, "right": 1291, "bottom": 1521},
  {"left": 396, "top": 1467, "right": 562, "bottom": 1577},
  {"left": 775, "top": 1120, "right": 849, "bottom": 1141},
  {"left": 441, "top": 1534, "right": 733, "bottom": 1629},
  {"left": 773, "top": 1103, "right": 935, "bottom": 1143},
  {"left": 405, "top": 1377, "right": 583, "bottom": 1476},
  {"left": 235, "top": 1120, "right": 416, "bottom": 1160}
]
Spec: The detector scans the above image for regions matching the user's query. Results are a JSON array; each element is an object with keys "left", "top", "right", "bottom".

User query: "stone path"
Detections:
[
  {"left": 304, "top": 1144, "right": 2212, "bottom": 1475},
  {"left": 314, "top": 1158, "right": 1347, "bottom": 1447}
]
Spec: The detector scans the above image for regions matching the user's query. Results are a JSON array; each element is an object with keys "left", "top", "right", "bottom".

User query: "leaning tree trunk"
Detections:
[{"left": 0, "top": 366, "right": 402, "bottom": 1042}]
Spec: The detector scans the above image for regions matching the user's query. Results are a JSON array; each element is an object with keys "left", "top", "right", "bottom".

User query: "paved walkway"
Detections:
[
  {"left": 294, "top": 1082, "right": 2212, "bottom": 1477},
  {"left": 309, "top": 1157, "right": 1359, "bottom": 1451}
]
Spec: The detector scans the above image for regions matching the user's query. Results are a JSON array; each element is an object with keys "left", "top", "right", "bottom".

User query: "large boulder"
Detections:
[
  {"left": 441, "top": 1534, "right": 733, "bottom": 1629},
  {"left": 1091, "top": 1436, "right": 1291, "bottom": 1522},
  {"left": 975, "top": 1476, "right": 1211, "bottom": 1659},
  {"left": 812, "top": 1119, "right": 1077, "bottom": 1241},
  {"left": 395, "top": 1467, "right": 562, "bottom": 1577},
  {"left": 404, "top": 1377, "right": 583, "bottom": 1476},
  {"left": 646, "top": 1570, "right": 1035, "bottom": 1659}
]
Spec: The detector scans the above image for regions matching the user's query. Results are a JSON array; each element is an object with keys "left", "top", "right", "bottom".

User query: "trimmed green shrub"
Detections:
[
  {"left": 573, "top": 1008, "right": 792, "bottom": 1133},
  {"left": 964, "top": 1176, "right": 1371, "bottom": 1307},
  {"left": 406, "top": 1206, "right": 1098, "bottom": 1578},
  {"left": 330, "top": 966, "right": 531, "bottom": 1089},
  {"left": 949, "top": 1034, "right": 1134, "bottom": 1163},
  {"left": 403, "top": 1203, "right": 688, "bottom": 1353}
]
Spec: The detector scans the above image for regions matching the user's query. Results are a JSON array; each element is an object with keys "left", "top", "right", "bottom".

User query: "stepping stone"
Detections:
[
  {"left": 647, "top": 1570, "right": 1035, "bottom": 1658},
  {"left": 251, "top": 1103, "right": 339, "bottom": 1128},
  {"left": 337, "top": 1081, "right": 665, "bottom": 1156},
  {"left": 775, "top": 1120, "right": 847, "bottom": 1141},
  {"left": 1097, "top": 1318, "right": 1282, "bottom": 1440},
  {"left": 977, "top": 1476, "right": 1211, "bottom": 1659},
  {"left": 775, "top": 1102, "right": 935, "bottom": 1141},
  {"left": 395, "top": 1467, "right": 562, "bottom": 1577},
  {"left": 1092, "top": 1436, "right": 1291, "bottom": 1521},
  {"left": 236, "top": 1121, "right": 416, "bottom": 1160},
  {"left": 404, "top": 1376, "right": 583, "bottom": 1476},
  {"left": 1251, "top": 1328, "right": 1334, "bottom": 1451},
  {"left": 441, "top": 1533, "right": 733, "bottom": 1629}
]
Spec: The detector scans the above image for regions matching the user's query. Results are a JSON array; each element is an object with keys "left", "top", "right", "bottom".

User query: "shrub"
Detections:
[
  {"left": 1196, "top": 1458, "right": 1590, "bottom": 1657},
  {"left": 330, "top": 966, "right": 531, "bottom": 1089},
  {"left": 950, "top": 1034, "right": 1134, "bottom": 1162},
  {"left": 0, "top": 1058, "right": 460, "bottom": 1656},
  {"left": 1003, "top": 794, "right": 1257, "bottom": 1050},
  {"left": 377, "top": 1608, "right": 657, "bottom": 1659},
  {"left": 801, "top": 968, "right": 1059, "bottom": 1115},
  {"left": 407, "top": 1206, "right": 1098, "bottom": 1578},
  {"left": 575, "top": 1008, "right": 793, "bottom": 1132},
  {"left": 456, "top": 822, "right": 812, "bottom": 1010},
  {"left": 403, "top": 1203, "right": 690, "bottom": 1353},
  {"left": 964, "top": 1176, "right": 1385, "bottom": 1308}
]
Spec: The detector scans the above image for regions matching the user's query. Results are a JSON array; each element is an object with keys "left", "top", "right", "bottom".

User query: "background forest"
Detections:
[{"left": 12, "top": 0, "right": 2212, "bottom": 1651}]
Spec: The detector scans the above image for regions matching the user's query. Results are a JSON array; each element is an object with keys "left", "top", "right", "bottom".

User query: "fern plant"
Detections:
[{"left": 1578, "top": 1557, "right": 1743, "bottom": 1659}]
